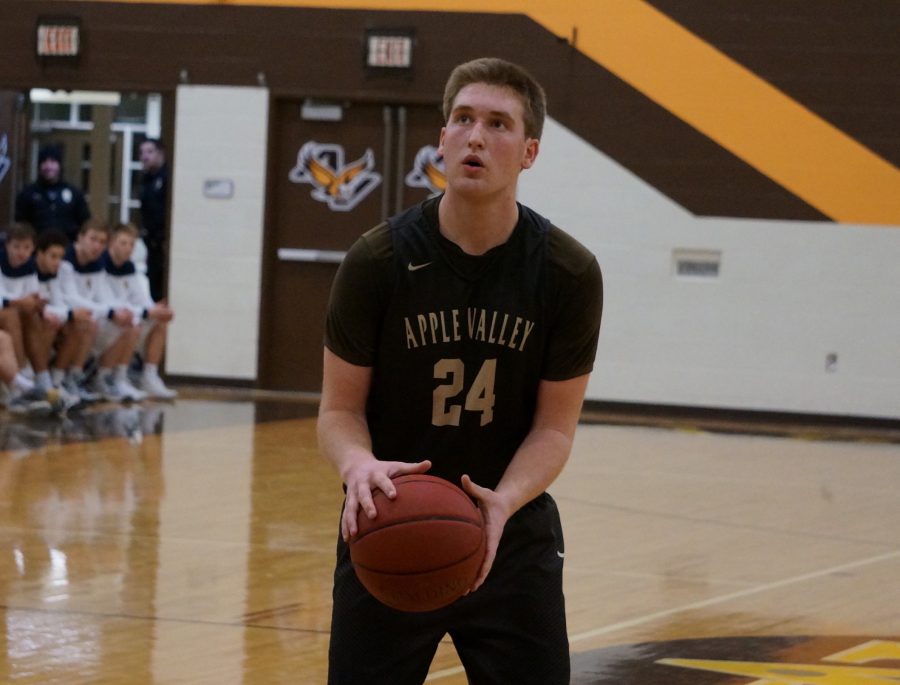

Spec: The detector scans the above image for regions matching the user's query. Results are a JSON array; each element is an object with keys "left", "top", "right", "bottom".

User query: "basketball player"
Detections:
[
  {"left": 103, "top": 222, "right": 177, "bottom": 399},
  {"left": 58, "top": 221, "right": 146, "bottom": 402},
  {"left": 318, "top": 58, "right": 603, "bottom": 684}
]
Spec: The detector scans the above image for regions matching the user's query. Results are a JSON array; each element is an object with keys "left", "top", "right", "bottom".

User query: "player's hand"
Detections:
[
  {"left": 149, "top": 303, "right": 174, "bottom": 322},
  {"left": 72, "top": 308, "right": 93, "bottom": 322},
  {"left": 460, "top": 474, "right": 514, "bottom": 593},
  {"left": 341, "top": 458, "right": 432, "bottom": 542},
  {"left": 15, "top": 293, "right": 44, "bottom": 314},
  {"left": 112, "top": 308, "right": 134, "bottom": 327},
  {"left": 42, "top": 310, "right": 62, "bottom": 326}
]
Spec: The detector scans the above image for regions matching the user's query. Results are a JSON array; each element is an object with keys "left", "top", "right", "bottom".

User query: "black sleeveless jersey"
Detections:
[{"left": 325, "top": 196, "right": 603, "bottom": 489}]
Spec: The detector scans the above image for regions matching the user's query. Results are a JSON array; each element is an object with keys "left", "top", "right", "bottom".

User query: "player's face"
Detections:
[
  {"left": 36, "top": 245, "right": 65, "bottom": 275},
  {"left": 77, "top": 228, "right": 107, "bottom": 262},
  {"left": 438, "top": 83, "right": 539, "bottom": 201},
  {"left": 108, "top": 232, "right": 136, "bottom": 264},
  {"left": 6, "top": 238, "right": 34, "bottom": 268},
  {"left": 139, "top": 143, "right": 164, "bottom": 173},
  {"left": 39, "top": 158, "right": 61, "bottom": 183}
]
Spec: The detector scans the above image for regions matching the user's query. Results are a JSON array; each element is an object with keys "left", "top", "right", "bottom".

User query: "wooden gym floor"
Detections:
[{"left": 1, "top": 391, "right": 898, "bottom": 684}]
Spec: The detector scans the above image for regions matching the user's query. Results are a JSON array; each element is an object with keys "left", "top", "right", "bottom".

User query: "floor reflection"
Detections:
[
  {"left": 0, "top": 403, "right": 166, "bottom": 451},
  {"left": 0, "top": 392, "right": 320, "bottom": 453}
]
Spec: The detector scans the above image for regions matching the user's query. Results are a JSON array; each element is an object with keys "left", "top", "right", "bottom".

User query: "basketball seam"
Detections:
[
  {"left": 351, "top": 540, "right": 485, "bottom": 575},
  {"left": 352, "top": 515, "right": 482, "bottom": 542},
  {"left": 390, "top": 476, "right": 478, "bottom": 504}
]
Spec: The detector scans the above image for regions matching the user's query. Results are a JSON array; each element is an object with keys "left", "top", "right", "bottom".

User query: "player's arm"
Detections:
[
  {"left": 57, "top": 263, "right": 107, "bottom": 320},
  {"left": 462, "top": 372, "right": 589, "bottom": 591},
  {"left": 318, "top": 347, "right": 431, "bottom": 541}
]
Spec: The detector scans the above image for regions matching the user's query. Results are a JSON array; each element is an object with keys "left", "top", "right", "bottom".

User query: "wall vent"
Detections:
[{"left": 673, "top": 249, "right": 721, "bottom": 279}]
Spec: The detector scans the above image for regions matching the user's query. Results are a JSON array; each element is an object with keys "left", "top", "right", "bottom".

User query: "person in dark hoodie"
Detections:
[
  {"left": 15, "top": 144, "right": 91, "bottom": 243},
  {"left": 138, "top": 138, "right": 169, "bottom": 301}
]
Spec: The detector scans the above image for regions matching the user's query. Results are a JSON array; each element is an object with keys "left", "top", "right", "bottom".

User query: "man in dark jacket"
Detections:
[
  {"left": 138, "top": 138, "right": 168, "bottom": 301},
  {"left": 14, "top": 145, "right": 91, "bottom": 243}
]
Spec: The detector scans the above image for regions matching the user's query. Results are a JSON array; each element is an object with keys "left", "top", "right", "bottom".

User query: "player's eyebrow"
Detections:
[{"left": 450, "top": 104, "right": 516, "bottom": 124}]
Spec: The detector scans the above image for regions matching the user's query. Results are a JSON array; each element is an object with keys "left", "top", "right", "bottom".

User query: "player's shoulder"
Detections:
[
  {"left": 357, "top": 221, "right": 394, "bottom": 261},
  {"left": 338, "top": 221, "right": 395, "bottom": 292},
  {"left": 519, "top": 204, "right": 597, "bottom": 277},
  {"left": 354, "top": 199, "right": 431, "bottom": 262},
  {"left": 547, "top": 225, "right": 596, "bottom": 275}
]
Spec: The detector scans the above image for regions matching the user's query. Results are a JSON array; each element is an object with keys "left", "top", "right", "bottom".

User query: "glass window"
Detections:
[
  {"left": 115, "top": 93, "right": 148, "bottom": 124},
  {"left": 35, "top": 103, "right": 71, "bottom": 123}
]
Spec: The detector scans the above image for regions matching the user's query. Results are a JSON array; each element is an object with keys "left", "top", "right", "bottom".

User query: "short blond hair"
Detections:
[
  {"left": 442, "top": 57, "right": 546, "bottom": 140},
  {"left": 79, "top": 218, "right": 109, "bottom": 237},
  {"left": 111, "top": 222, "right": 140, "bottom": 239}
]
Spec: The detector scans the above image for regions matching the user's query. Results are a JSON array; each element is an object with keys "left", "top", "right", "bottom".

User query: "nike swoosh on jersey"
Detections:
[{"left": 407, "top": 261, "right": 433, "bottom": 271}]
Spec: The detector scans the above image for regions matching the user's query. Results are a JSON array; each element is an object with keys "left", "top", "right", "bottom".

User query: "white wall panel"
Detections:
[
  {"left": 165, "top": 100, "right": 899, "bottom": 420},
  {"left": 166, "top": 85, "right": 269, "bottom": 379},
  {"left": 519, "top": 118, "right": 900, "bottom": 419}
]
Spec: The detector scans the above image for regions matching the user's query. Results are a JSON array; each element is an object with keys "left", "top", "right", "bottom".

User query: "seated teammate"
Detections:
[
  {"left": 32, "top": 229, "right": 101, "bottom": 403},
  {"left": 0, "top": 328, "right": 52, "bottom": 415},
  {"left": 0, "top": 223, "right": 41, "bottom": 373},
  {"left": 104, "top": 223, "right": 177, "bottom": 399},
  {"left": 0, "top": 222, "right": 79, "bottom": 409},
  {"left": 58, "top": 221, "right": 146, "bottom": 402}
]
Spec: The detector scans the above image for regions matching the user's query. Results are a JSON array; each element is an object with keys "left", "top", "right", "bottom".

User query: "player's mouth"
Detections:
[{"left": 462, "top": 155, "right": 484, "bottom": 168}]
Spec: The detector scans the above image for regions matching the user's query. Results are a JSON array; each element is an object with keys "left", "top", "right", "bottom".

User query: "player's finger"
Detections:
[
  {"left": 356, "top": 483, "right": 378, "bottom": 520},
  {"left": 460, "top": 474, "right": 488, "bottom": 502},
  {"left": 342, "top": 494, "right": 358, "bottom": 540},
  {"left": 471, "top": 545, "right": 496, "bottom": 592},
  {"left": 372, "top": 471, "right": 396, "bottom": 499}
]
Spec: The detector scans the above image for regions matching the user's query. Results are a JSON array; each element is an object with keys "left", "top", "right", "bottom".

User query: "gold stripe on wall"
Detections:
[{"left": 76, "top": 0, "right": 900, "bottom": 226}]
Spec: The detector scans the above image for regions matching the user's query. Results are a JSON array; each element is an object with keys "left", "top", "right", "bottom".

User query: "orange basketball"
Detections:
[{"left": 349, "top": 474, "right": 486, "bottom": 612}]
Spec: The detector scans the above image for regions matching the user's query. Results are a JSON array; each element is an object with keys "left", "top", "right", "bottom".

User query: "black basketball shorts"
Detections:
[{"left": 327, "top": 492, "right": 569, "bottom": 685}]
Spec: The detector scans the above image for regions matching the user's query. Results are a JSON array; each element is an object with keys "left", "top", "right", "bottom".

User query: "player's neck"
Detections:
[
  {"left": 75, "top": 248, "right": 94, "bottom": 266},
  {"left": 437, "top": 192, "right": 519, "bottom": 256}
]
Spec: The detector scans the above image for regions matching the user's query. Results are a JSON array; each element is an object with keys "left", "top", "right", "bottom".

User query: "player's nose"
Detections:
[{"left": 467, "top": 122, "right": 486, "bottom": 148}]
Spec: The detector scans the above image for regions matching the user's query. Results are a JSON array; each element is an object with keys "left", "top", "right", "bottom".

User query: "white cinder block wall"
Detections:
[
  {"left": 166, "top": 86, "right": 269, "bottom": 380},
  {"left": 519, "top": 119, "right": 900, "bottom": 420},
  {"left": 164, "top": 96, "right": 900, "bottom": 420}
]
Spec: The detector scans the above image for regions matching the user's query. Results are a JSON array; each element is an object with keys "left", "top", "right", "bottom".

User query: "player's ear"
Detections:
[
  {"left": 438, "top": 127, "right": 447, "bottom": 156},
  {"left": 521, "top": 137, "right": 539, "bottom": 170}
]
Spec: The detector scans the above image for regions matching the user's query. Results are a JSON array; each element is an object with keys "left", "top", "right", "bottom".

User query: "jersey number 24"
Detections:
[{"left": 432, "top": 359, "right": 496, "bottom": 427}]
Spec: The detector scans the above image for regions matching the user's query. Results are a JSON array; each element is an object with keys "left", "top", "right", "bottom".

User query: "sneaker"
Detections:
[
  {"left": 139, "top": 373, "right": 178, "bottom": 400},
  {"left": 115, "top": 379, "right": 147, "bottom": 402},
  {"left": 49, "top": 385, "right": 83, "bottom": 413},
  {"left": 63, "top": 375, "right": 102, "bottom": 404},
  {"left": 14, "top": 373, "right": 35, "bottom": 393},
  {"left": 20, "top": 385, "right": 76, "bottom": 415},
  {"left": 90, "top": 373, "right": 125, "bottom": 403},
  {"left": 6, "top": 388, "right": 53, "bottom": 417}
]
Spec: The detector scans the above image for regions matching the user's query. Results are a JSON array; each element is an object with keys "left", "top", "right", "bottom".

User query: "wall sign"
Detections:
[
  {"left": 365, "top": 30, "right": 414, "bottom": 70},
  {"left": 203, "top": 178, "right": 235, "bottom": 199},
  {"left": 288, "top": 141, "right": 382, "bottom": 212},
  {"left": 405, "top": 145, "right": 445, "bottom": 197},
  {"left": 36, "top": 18, "right": 81, "bottom": 59}
]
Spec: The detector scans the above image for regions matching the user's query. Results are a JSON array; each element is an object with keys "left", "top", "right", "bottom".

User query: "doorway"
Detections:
[
  {"left": 24, "top": 90, "right": 163, "bottom": 227},
  {"left": 259, "top": 99, "right": 446, "bottom": 392}
]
